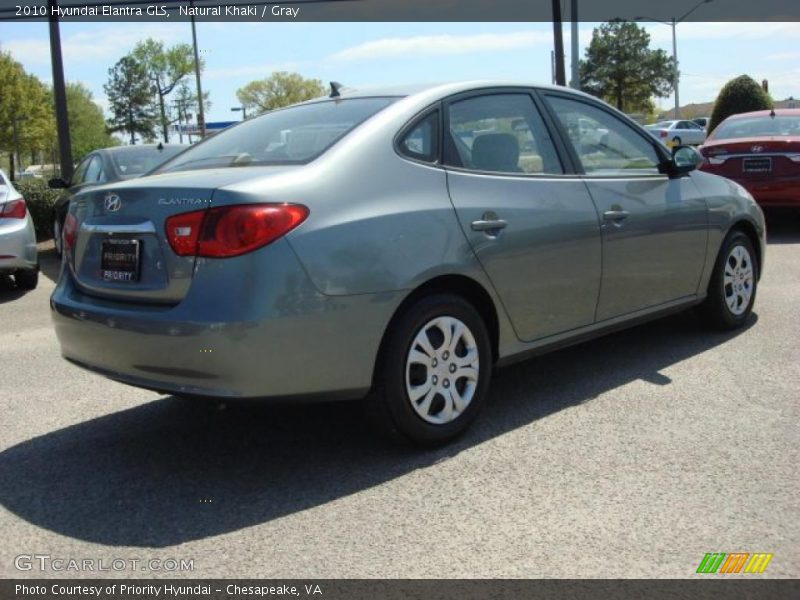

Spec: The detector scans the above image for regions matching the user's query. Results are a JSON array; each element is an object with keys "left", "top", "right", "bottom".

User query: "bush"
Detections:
[
  {"left": 709, "top": 75, "right": 774, "bottom": 134},
  {"left": 15, "top": 179, "right": 61, "bottom": 241}
]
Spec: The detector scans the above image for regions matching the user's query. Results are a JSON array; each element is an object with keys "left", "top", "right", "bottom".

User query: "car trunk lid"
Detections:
[
  {"left": 700, "top": 136, "right": 800, "bottom": 179},
  {"left": 65, "top": 167, "right": 296, "bottom": 304}
]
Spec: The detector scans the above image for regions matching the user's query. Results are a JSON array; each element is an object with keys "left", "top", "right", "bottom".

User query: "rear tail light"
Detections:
[
  {"left": 63, "top": 213, "right": 78, "bottom": 251},
  {"left": 0, "top": 199, "right": 27, "bottom": 219},
  {"left": 166, "top": 203, "right": 309, "bottom": 258},
  {"left": 659, "top": 131, "right": 668, "bottom": 138}
]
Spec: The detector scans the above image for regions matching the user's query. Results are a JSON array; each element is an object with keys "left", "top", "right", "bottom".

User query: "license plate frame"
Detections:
[
  {"left": 101, "top": 238, "right": 141, "bottom": 283},
  {"left": 742, "top": 157, "right": 772, "bottom": 174}
]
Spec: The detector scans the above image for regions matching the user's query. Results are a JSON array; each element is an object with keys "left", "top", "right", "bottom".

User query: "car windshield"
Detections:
[
  {"left": 713, "top": 115, "right": 800, "bottom": 139},
  {"left": 110, "top": 146, "right": 186, "bottom": 178},
  {"left": 156, "top": 97, "right": 398, "bottom": 173}
]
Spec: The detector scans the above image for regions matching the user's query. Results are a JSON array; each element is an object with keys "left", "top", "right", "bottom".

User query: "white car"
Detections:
[
  {"left": 0, "top": 169, "right": 38, "bottom": 290},
  {"left": 645, "top": 120, "right": 707, "bottom": 147}
]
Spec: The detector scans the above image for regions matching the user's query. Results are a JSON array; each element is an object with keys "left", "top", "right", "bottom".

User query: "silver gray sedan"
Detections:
[
  {"left": 51, "top": 82, "right": 765, "bottom": 444},
  {"left": 0, "top": 168, "right": 38, "bottom": 290}
]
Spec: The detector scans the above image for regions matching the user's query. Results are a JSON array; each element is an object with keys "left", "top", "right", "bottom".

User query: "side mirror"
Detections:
[
  {"left": 48, "top": 177, "right": 68, "bottom": 189},
  {"left": 661, "top": 145, "right": 701, "bottom": 177}
]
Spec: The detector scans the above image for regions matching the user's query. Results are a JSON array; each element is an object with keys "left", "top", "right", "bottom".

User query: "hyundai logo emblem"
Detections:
[
  {"left": 104, "top": 193, "right": 122, "bottom": 212},
  {"left": 751, "top": 145, "right": 764, "bottom": 153}
]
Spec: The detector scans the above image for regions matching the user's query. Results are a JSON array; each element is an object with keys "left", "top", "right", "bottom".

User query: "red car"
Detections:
[{"left": 698, "top": 108, "right": 800, "bottom": 207}]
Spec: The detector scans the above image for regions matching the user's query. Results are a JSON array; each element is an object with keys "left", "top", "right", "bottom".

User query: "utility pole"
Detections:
[
  {"left": 570, "top": 0, "right": 580, "bottom": 90},
  {"left": 551, "top": 0, "right": 566, "bottom": 86},
  {"left": 48, "top": 0, "right": 73, "bottom": 181},
  {"left": 190, "top": 1, "right": 206, "bottom": 138}
]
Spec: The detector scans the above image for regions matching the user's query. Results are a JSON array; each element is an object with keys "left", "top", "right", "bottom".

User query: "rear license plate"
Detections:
[
  {"left": 743, "top": 157, "right": 772, "bottom": 174},
  {"left": 101, "top": 239, "right": 140, "bottom": 282}
]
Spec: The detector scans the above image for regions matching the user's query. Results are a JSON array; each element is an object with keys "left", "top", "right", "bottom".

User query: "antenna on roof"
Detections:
[
  {"left": 769, "top": 108, "right": 776, "bottom": 118},
  {"left": 157, "top": 142, "right": 164, "bottom": 150},
  {"left": 329, "top": 81, "right": 343, "bottom": 98}
]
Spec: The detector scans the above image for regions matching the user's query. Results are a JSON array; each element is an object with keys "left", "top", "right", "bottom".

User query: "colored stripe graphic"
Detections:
[
  {"left": 697, "top": 552, "right": 772, "bottom": 574},
  {"left": 719, "top": 553, "right": 749, "bottom": 573},
  {"left": 744, "top": 553, "right": 773, "bottom": 573}
]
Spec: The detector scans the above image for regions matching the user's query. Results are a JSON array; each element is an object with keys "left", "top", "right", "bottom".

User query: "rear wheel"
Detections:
[
  {"left": 15, "top": 268, "right": 39, "bottom": 290},
  {"left": 367, "top": 294, "right": 492, "bottom": 445},
  {"left": 698, "top": 230, "right": 758, "bottom": 330}
]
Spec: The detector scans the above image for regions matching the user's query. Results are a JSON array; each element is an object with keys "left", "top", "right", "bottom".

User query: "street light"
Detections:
[
  {"left": 636, "top": 0, "right": 714, "bottom": 119},
  {"left": 231, "top": 106, "right": 247, "bottom": 120}
]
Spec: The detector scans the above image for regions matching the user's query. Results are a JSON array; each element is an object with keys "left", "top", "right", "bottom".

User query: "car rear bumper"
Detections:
[
  {"left": 724, "top": 177, "right": 800, "bottom": 207},
  {"left": 51, "top": 239, "right": 401, "bottom": 399},
  {"left": 0, "top": 215, "right": 38, "bottom": 272}
]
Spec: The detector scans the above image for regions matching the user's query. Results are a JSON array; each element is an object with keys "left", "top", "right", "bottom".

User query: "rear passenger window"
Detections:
[
  {"left": 445, "top": 93, "right": 563, "bottom": 175},
  {"left": 399, "top": 111, "right": 439, "bottom": 163}
]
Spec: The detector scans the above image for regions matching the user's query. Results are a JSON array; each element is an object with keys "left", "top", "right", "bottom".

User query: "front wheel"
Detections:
[
  {"left": 367, "top": 294, "right": 493, "bottom": 445},
  {"left": 15, "top": 268, "right": 39, "bottom": 290},
  {"left": 698, "top": 230, "right": 758, "bottom": 330}
]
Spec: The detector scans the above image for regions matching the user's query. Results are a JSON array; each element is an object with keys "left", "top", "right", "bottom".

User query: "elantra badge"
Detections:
[{"left": 104, "top": 193, "right": 122, "bottom": 212}]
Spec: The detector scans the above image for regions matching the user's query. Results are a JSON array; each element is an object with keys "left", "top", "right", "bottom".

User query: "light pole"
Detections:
[
  {"left": 189, "top": 0, "right": 206, "bottom": 139},
  {"left": 636, "top": 0, "right": 713, "bottom": 119},
  {"left": 231, "top": 106, "right": 247, "bottom": 120}
]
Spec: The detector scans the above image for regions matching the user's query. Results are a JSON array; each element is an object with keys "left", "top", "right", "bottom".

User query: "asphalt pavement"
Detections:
[{"left": 1, "top": 212, "right": 798, "bottom": 578}]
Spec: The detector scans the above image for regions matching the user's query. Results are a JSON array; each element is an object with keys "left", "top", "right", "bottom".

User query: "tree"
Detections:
[
  {"left": 172, "top": 80, "right": 211, "bottom": 142},
  {"left": 580, "top": 21, "right": 675, "bottom": 114},
  {"left": 104, "top": 56, "right": 157, "bottom": 144},
  {"left": 131, "top": 39, "right": 199, "bottom": 143},
  {"left": 64, "top": 82, "right": 118, "bottom": 160},
  {"left": 0, "top": 52, "right": 55, "bottom": 177},
  {"left": 236, "top": 72, "right": 325, "bottom": 114},
  {"left": 708, "top": 75, "right": 774, "bottom": 134}
]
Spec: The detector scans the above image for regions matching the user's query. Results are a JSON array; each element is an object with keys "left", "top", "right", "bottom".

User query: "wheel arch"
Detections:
[
  {"left": 372, "top": 274, "right": 500, "bottom": 386},
  {"left": 728, "top": 218, "right": 762, "bottom": 279}
]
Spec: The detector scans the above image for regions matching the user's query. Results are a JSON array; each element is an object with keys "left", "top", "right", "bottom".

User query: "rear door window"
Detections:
[{"left": 444, "top": 93, "right": 563, "bottom": 175}]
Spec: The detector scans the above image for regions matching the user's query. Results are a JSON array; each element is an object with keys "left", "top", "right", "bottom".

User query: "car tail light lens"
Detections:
[
  {"left": 166, "top": 203, "right": 309, "bottom": 258},
  {"left": 165, "top": 209, "right": 205, "bottom": 256},
  {"left": 0, "top": 199, "right": 27, "bottom": 219},
  {"left": 63, "top": 213, "right": 78, "bottom": 251},
  {"left": 659, "top": 131, "right": 667, "bottom": 138}
]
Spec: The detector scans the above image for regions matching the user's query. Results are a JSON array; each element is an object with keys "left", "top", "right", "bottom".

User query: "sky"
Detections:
[{"left": 1, "top": 20, "right": 799, "bottom": 131}]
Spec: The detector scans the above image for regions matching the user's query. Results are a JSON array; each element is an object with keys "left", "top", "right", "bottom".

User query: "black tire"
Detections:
[
  {"left": 698, "top": 229, "right": 758, "bottom": 330},
  {"left": 366, "top": 293, "right": 493, "bottom": 446},
  {"left": 15, "top": 268, "right": 39, "bottom": 290},
  {"left": 672, "top": 136, "right": 682, "bottom": 146}
]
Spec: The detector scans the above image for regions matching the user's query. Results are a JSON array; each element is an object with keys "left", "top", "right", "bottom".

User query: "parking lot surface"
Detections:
[{"left": 1, "top": 213, "right": 798, "bottom": 578}]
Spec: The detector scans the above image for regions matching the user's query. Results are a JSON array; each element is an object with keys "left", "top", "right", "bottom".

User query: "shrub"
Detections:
[
  {"left": 15, "top": 179, "right": 61, "bottom": 241},
  {"left": 709, "top": 75, "right": 774, "bottom": 134}
]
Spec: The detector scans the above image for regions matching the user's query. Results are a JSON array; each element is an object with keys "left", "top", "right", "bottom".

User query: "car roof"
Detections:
[
  {"left": 99, "top": 144, "right": 185, "bottom": 156},
  {"left": 725, "top": 108, "right": 800, "bottom": 120},
  {"left": 308, "top": 80, "right": 601, "bottom": 105}
]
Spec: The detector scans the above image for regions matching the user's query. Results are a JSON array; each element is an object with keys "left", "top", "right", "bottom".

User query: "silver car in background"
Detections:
[
  {"left": 0, "top": 168, "right": 38, "bottom": 290},
  {"left": 645, "top": 119, "right": 707, "bottom": 147},
  {"left": 51, "top": 81, "right": 765, "bottom": 445}
]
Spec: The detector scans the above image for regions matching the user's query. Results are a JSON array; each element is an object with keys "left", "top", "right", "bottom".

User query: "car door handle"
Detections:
[
  {"left": 471, "top": 217, "right": 508, "bottom": 233},
  {"left": 602, "top": 210, "right": 630, "bottom": 221}
]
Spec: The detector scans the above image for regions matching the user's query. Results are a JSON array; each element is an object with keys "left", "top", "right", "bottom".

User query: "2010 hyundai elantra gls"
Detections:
[{"left": 51, "top": 81, "right": 765, "bottom": 444}]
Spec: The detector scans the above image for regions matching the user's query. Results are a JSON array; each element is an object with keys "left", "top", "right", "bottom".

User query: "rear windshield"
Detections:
[
  {"left": 156, "top": 97, "right": 398, "bottom": 173},
  {"left": 713, "top": 115, "right": 800, "bottom": 139},
  {"left": 111, "top": 147, "right": 185, "bottom": 178}
]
